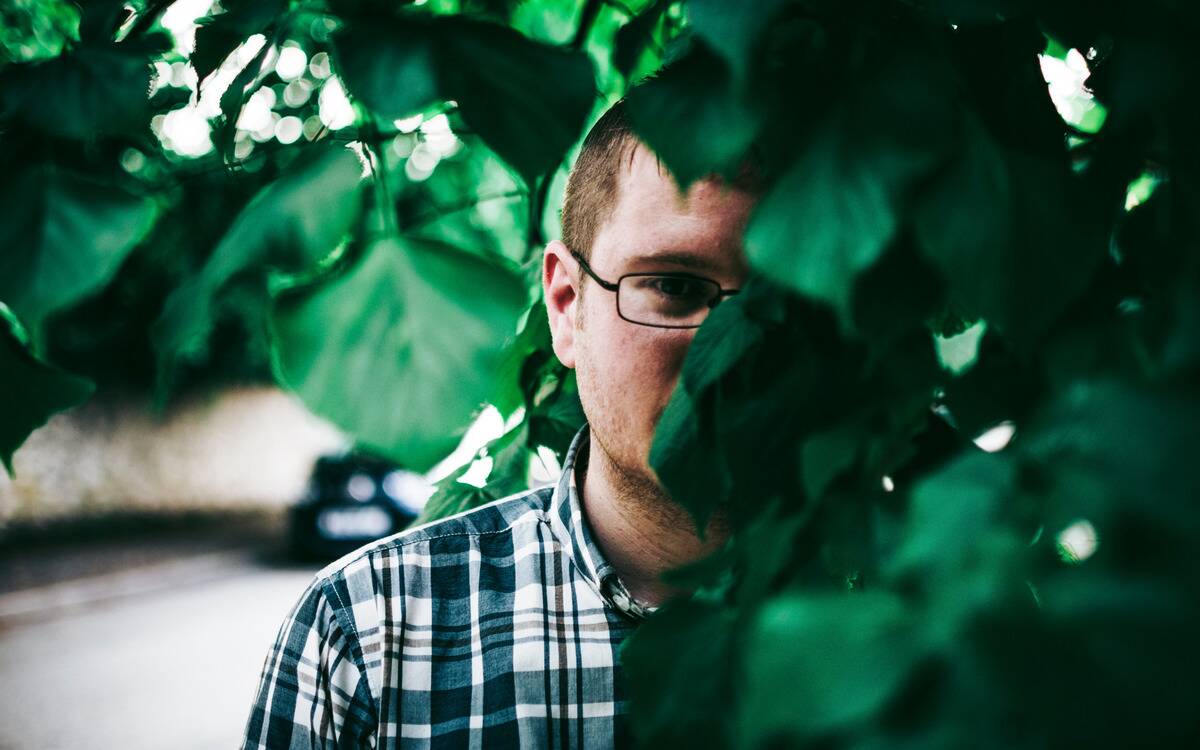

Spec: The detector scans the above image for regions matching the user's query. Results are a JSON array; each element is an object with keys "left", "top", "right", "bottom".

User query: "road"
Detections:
[{"left": 0, "top": 550, "right": 320, "bottom": 750}]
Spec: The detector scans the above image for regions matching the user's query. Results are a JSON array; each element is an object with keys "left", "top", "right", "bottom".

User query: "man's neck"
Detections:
[{"left": 577, "top": 435, "right": 729, "bottom": 609}]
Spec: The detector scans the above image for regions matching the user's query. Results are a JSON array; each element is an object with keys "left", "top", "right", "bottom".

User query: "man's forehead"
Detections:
[
  {"left": 592, "top": 141, "right": 755, "bottom": 274},
  {"left": 620, "top": 142, "right": 752, "bottom": 217}
]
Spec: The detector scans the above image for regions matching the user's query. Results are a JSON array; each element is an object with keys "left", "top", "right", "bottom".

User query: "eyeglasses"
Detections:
[{"left": 568, "top": 248, "right": 740, "bottom": 329}]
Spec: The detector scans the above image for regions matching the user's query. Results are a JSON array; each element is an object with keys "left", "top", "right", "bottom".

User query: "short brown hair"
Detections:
[
  {"left": 560, "top": 99, "right": 762, "bottom": 263},
  {"left": 560, "top": 99, "right": 639, "bottom": 263}
]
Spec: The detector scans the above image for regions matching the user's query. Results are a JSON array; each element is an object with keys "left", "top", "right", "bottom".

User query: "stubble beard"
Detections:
[
  {"left": 574, "top": 356, "right": 701, "bottom": 537},
  {"left": 574, "top": 301, "right": 729, "bottom": 539}
]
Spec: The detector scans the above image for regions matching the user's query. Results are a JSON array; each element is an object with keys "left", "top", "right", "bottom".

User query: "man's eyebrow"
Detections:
[{"left": 627, "top": 251, "right": 724, "bottom": 274}]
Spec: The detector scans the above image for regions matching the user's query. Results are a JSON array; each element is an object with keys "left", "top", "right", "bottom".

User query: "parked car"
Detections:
[{"left": 288, "top": 451, "right": 432, "bottom": 561}]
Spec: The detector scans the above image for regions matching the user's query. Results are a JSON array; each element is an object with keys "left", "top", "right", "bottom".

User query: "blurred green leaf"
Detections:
[
  {"left": 416, "top": 460, "right": 494, "bottom": 526},
  {"left": 336, "top": 13, "right": 594, "bottom": 183},
  {"left": 801, "top": 422, "right": 862, "bottom": 501},
  {"left": 0, "top": 42, "right": 151, "bottom": 139},
  {"left": 613, "top": 0, "right": 667, "bottom": 78},
  {"left": 395, "top": 141, "right": 530, "bottom": 264},
  {"left": 622, "top": 599, "right": 734, "bottom": 748},
  {"left": 270, "top": 236, "right": 526, "bottom": 472},
  {"left": 0, "top": 303, "right": 94, "bottom": 476},
  {"left": 77, "top": 0, "right": 128, "bottom": 44},
  {"left": 914, "top": 111, "right": 1103, "bottom": 353},
  {"left": 745, "top": 45, "right": 957, "bottom": 326},
  {"left": 0, "top": 166, "right": 157, "bottom": 328},
  {"left": 152, "top": 145, "right": 364, "bottom": 372},
  {"left": 215, "top": 38, "right": 272, "bottom": 162},
  {"left": 687, "top": 0, "right": 788, "bottom": 86},
  {"left": 625, "top": 39, "right": 760, "bottom": 188},
  {"left": 740, "top": 591, "right": 922, "bottom": 745}
]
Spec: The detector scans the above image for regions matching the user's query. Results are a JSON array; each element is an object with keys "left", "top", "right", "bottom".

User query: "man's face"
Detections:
[{"left": 543, "top": 143, "right": 755, "bottom": 485}]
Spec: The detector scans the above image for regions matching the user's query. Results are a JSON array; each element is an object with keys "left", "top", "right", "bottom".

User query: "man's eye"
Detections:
[{"left": 650, "top": 277, "right": 706, "bottom": 298}]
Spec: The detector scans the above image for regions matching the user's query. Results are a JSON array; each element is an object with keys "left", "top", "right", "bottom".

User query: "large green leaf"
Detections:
[
  {"left": 739, "top": 591, "right": 923, "bottom": 745},
  {"left": 650, "top": 277, "right": 872, "bottom": 531},
  {"left": 0, "top": 42, "right": 152, "bottom": 139},
  {"left": 335, "top": 13, "right": 595, "bottom": 183},
  {"left": 442, "top": 19, "right": 594, "bottom": 183},
  {"left": 394, "top": 141, "right": 530, "bottom": 265},
  {"left": 152, "top": 146, "right": 364, "bottom": 369},
  {"left": 0, "top": 166, "right": 158, "bottom": 328},
  {"left": 332, "top": 20, "right": 440, "bottom": 124},
  {"left": 648, "top": 278, "right": 768, "bottom": 529},
  {"left": 270, "top": 236, "right": 527, "bottom": 472},
  {"left": 913, "top": 110, "right": 1103, "bottom": 353},
  {"left": 624, "top": 39, "right": 761, "bottom": 188},
  {"left": 622, "top": 599, "right": 735, "bottom": 748},
  {"left": 0, "top": 304, "right": 94, "bottom": 475},
  {"left": 744, "top": 45, "right": 957, "bottom": 326},
  {"left": 687, "top": 0, "right": 790, "bottom": 86}
]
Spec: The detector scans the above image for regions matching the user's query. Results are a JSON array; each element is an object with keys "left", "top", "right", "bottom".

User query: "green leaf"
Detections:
[
  {"left": 886, "top": 450, "right": 1030, "bottom": 636},
  {"left": 441, "top": 18, "right": 594, "bottom": 183},
  {"left": 416, "top": 460, "right": 494, "bottom": 526},
  {"left": 332, "top": 20, "right": 440, "bottom": 124},
  {"left": 527, "top": 370, "right": 585, "bottom": 458},
  {"left": 395, "top": 141, "right": 530, "bottom": 265},
  {"left": 77, "top": 0, "right": 129, "bottom": 44},
  {"left": 622, "top": 599, "right": 735, "bottom": 748},
  {"left": 913, "top": 110, "right": 1104, "bottom": 353},
  {"left": 613, "top": 0, "right": 667, "bottom": 78},
  {"left": 0, "top": 43, "right": 151, "bottom": 139},
  {"left": 152, "top": 145, "right": 364, "bottom": 371},
  {"left": 270, "top": 236, "right": 527, "bottom": 472},
  {"left": 652, "top": 277, "right": 865, "bottom": 531},
  {"left": 687, "top": 0, "right": 789, "bottom": 86},
  {"left": 624, "top": 39, "right": 761, "bottom": 188},
  {"left": 0, "top": 166, "right": 158, "bottom": 327},
  {"left": 482, "top": 418, "right": 532, "bottom": 498},
  {"left": 739, "top": 591, "right": 923, "bottom": 745},
  {"left": 215, "top": 39, "right": 272, "bottom": 161},
  {"left": 649, "top": 279, "right": 766, "bottom": 529},
  {"left": 1021, "top": 379, "right": 1200, "bottom": 536},
  {"left": 745, "top": 46, "right": 957, "bottom": 326},
  {"left": 336, "top": 14, "right": 595, "bottom": 183},
  {"left": 801, "top": 422, "right": 862, "bottom": 501},
  {"left": 190, "top": 0, "right": 286, "bottom": 84},
  {"left": 0, "top": 303, "right": 94, "bottom": 476}
]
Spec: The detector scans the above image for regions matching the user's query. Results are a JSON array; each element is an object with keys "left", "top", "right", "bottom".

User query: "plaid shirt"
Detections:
[{"left": 242, "top": 426, "right": 650, "bottom": 749}]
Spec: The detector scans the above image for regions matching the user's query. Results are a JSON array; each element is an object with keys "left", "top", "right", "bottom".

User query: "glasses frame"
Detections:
[{"left": 567, "top": 248, "right": 740, "bottom": 329}]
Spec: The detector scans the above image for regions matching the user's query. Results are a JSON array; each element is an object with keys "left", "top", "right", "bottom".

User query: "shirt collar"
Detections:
[{"left": 549, "top": 424, "right": 657, "bottom": 622}]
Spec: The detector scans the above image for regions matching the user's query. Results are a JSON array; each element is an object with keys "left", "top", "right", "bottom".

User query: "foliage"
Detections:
[{"left": 2, "top": 0, "right": 1199, "bottom": 747}]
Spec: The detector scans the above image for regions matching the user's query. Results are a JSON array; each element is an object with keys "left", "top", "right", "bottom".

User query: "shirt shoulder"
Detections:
[
  {"left": 315, "top": 482, "right": 556, "bottom": 626},
  {"left": 320, "top": 484, "right": 555, "bottom": 578},
  {"left": 241, "top": 486, "right": 556, "bottom": 749}
]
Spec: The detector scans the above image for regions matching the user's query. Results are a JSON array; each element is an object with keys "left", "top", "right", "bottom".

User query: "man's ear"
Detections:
[{"left": 542, "top": 240, "right": 578, "bottom": 369}]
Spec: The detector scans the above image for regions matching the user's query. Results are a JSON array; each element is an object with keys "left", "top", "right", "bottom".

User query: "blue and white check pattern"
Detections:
[{"left": 242, "top": 426, "right": 649, "bottom": 748}]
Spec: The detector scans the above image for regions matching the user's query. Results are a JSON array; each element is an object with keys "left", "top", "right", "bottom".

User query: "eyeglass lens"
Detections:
[{"left": 617, "top": 275, "right": 721, "bottom": 328}]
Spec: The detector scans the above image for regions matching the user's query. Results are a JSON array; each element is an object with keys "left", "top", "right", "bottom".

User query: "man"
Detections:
[{"left": 241, "top": 101, "right": 757, "bottom": 749}]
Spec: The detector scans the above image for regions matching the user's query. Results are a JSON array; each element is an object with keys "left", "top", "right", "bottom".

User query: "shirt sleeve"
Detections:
[{"left": 241, "top": 574, "right": 379, "bottom": 749}]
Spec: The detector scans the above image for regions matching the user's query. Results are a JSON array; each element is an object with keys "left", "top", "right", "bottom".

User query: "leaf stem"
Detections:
[{"left": 361, "top": 114, "right": 399, "bottom": 237}]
